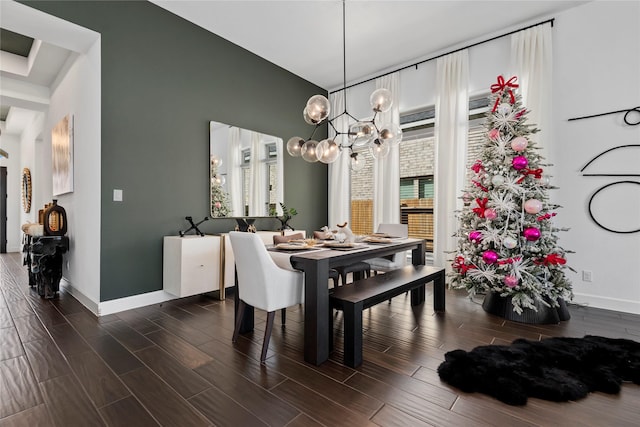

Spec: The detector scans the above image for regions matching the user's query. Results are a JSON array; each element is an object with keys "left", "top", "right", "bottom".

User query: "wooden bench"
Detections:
[{"left": 329, "top": 264, "right": 446, "bottom": 368}]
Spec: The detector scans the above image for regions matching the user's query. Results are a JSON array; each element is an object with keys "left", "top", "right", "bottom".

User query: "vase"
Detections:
[
  {"left": 482, "top": 291, "right": 570, "bottom": 324},
  {"left": 43, "top": 200, "right": 68, "bottom": 236}
]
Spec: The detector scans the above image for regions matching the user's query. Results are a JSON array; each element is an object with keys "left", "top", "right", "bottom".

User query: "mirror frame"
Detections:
[{"left": 209, "top": 121, "right": 284, "bottom": 218}]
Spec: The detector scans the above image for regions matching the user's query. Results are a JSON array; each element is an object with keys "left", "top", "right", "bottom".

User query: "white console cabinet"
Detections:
[{"left": 163, "top": 235, "right": 221, "bottom": 297}]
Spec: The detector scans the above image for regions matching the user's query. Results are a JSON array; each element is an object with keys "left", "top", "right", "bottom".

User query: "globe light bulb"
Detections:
[
  {"left": 213, "top": 174, "right": 226, "bottom": 186},
  {"left": 317, "top": 139, "right": 340, "bottom": 164},
  {"left": 210, "top": 155, "right": 223, "bottom": 167},
  {"left": 301, "top": 140, "right": 319, "bottom": 163},
  {"left": 286, "top": 137, "right": 305, "bottom": 157},
  {"left": 377, "top": 123, "right": 403, "bottom": 145},
  {"left": 348, "top": 121, "right": 378, "bottom": 147},
  {"left": 350, "top": 152, "right": 366, "bottom": 172},
  {"left": 370, "top": 139, "right": 390, "bottom": 159},
  {"left": 370, "top": 88, "right": 393, "bottom": 112},
  {"left": 305, "top": 95, "right": 330, "bottom": 123}
]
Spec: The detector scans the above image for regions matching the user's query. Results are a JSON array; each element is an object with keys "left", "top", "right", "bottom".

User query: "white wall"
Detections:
[
  {"left": 48, "top": 37, "right": 102, "bottom": 308},
  {"left": 551, "top": 0, "right": 640, "bottom": 313},
  {"left": 0, "top": 134, "right": 22, "bottom": 252}
]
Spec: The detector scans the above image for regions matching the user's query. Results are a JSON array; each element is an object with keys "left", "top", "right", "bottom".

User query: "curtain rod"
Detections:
[{"left": 330, "top": 18, "right": 554, "bottom": 95}]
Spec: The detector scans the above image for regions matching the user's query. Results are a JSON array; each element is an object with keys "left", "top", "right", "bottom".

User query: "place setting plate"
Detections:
[{"left": 321, "top": 241, "right": 367, "bottom": 251}]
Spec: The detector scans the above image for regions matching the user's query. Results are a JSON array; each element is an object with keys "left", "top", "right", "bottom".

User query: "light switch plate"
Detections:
[{"left": 113, "top": 189, "right": 123, "bottom": 202}]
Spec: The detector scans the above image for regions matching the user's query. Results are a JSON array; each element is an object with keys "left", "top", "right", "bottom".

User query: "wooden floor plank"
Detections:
[
  {"left": 188, "top": 387, "right": 268, "bottom": 427},
  {"left": 0, "top": 404, "right": 54, "bottom": 427},
  {"left": 270, "top": 379, "right": 377, "bottom": 427},
  {"left": 67, "top": 350, "right": 131, "bottom": 408},
  {"left": 120, "top": 367, "right": 210, "bottom": 427},
  {"left": 194, "top": 356, "right": 300, "bottom": 426},
  {"left": 0, "top": 356, "right": 43, "bottom": 419},
  {"left": 264, "top": 354, "right": 383, "bottom": 418},
  {"left": 84, "top": 333, "right": 144, "bottom": 375},
  {"left": 135, "top": 346, "right": 211, "bottom": 399},
  {"left": 98, "top": 396, "right": 160, "bottom": 427},
  {"left": 0, "top": 326, "right": 25, "bottom": 361},
  {"left": 144, "top": 329, "right": 213, "bottom": 369},
  {"left": 40, "top": 374, "right": 105, "bottom": 426},
  {"left": 101, "top": 319, "right": 155, "bottom": 351},
  {"left": 22, "top": 338, "right": 71, "bottom": 382}
]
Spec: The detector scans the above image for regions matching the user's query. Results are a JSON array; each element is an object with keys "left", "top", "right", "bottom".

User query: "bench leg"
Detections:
[
  {"left": 410, "top": 284, "right": 426, "bottom": 306},
  {"left": 343, "top": 301, "right": 363, "bottom": 368},
  {"left": 434, "top": 272, "right": 446, "bottom": 312}
]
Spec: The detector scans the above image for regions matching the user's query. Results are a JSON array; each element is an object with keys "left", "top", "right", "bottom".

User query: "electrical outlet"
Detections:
[{"left": 582, "top": 270, "right": 592, "bottom": 282}]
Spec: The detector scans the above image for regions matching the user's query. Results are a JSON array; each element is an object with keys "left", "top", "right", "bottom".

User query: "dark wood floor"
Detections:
[{"left": 1, "top": 252, "right": 639, "bottom": 426}]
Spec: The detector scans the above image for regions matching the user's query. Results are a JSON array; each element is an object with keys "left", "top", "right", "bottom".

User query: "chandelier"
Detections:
[{"left": 286, "top": 0, "right": 402, "bottom": 171}]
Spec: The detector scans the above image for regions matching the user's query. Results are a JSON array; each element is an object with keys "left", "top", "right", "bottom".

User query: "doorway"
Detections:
[{"left": 1, "top": 166, "right": 7, "bottom": 253}]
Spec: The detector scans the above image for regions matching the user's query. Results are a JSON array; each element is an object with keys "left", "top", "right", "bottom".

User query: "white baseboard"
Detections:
[
  {"left": 572, "top": 292, "right": 640, "bottom": 315},
  {"left": 60, "top": 278, "right": 99, "bottom": 315},
  {"left": 61, "top": 279, "right": 177, "bottom": 316},
  {"left": 97, "top": 289, "right": 177, "bottom": 316}
]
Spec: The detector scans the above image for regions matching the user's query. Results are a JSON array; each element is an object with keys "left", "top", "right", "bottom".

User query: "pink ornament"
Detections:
[
  {"left": 524, "top": 199, "right": 543, "bottom": 214},
  {"left": 488, "top": 128, "right": 500, "bottom": 141},
  {"left": 512, "top": 156, "right": 528, "bottom": 170},
  {"left": 510, "top": 136, "right": 528, "bottom": 152},
  {"left": 484, "top": 208, "right": 497, "bottom": 220},
  {"left": 463, "top": 193, "right": 472, "bottom": 203},
  {"left": 215, "top": 201, "right": 221, "bottom": 209},
  {"left": 523, "top": 227, "right": 541, "bottom": 241},
  {"left": 469, "top": 231, "right": 482, "bottom": 243},
  {"left": 503, "top": 276, "right": 519, "bottom": 288},
  {"left": 482, "top": 250, "right": 499, "bottom": 264}
]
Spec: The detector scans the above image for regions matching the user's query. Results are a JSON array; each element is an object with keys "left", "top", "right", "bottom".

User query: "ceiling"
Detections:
[
  {"left": 150, "top": 0, "right": 589, "bottom": 90},
  {"left": 1, "top": 0, "right": 589, "bottom": 139}
]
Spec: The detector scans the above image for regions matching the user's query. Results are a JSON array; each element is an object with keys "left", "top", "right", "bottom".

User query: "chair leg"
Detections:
[
  {"left": 261, "top": 311, "right": 276, "bottom": 363},
  {"left": 233, "top": 300, "right": 246, "bottom": 342},
  {"left": 281, "top": 308, "right": 286, "bottom": 327}
]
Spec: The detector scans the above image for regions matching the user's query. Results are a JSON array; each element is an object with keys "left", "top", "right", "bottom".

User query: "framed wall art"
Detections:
[{"left": 52, "top": 114, "right": 73, "bottom": 196}]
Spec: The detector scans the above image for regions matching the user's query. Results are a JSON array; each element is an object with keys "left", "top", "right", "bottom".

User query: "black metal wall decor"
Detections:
[
  {"left": 179, "top": 216, "right": 209, "bottom": 237},
  {"left": 569, "top": 105, "right": 640, "bottom": 126},
  {"left": 580, "top": 145, "right": 640, "bottom": 234}
]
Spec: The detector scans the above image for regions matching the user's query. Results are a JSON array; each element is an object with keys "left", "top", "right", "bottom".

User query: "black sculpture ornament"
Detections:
[{"left": 179, "top": 216, "right": 209, "bottom": 237}]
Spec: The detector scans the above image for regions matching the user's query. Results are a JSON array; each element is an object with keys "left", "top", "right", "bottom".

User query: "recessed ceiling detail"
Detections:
[{"left": 0, "top": 28, "right": 34, "bottom": 57}]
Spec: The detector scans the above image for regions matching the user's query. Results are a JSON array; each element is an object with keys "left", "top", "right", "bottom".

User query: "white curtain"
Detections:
[
  {"left": 228, "top": 126, "right": 243, "bottom": 216},
  {"left": 434, "top": 50, "right": 469, "bottom": 272},
  {"left": 248, "top": 131, "right": 265, "bottom": 216},
  {"left": 511, "top": 24, "right": 552, "bottom": 161},
  {"left": 328, "top": 89, "right": 351, "bottom": 228},
  {"left": 373, "top": 72, "right": 401, "bottom": 229}
]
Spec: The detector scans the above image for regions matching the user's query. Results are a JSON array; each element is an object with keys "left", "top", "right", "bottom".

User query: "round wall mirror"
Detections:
[{"left": 22, "top": 168, "right": 32, "bottom": 213}]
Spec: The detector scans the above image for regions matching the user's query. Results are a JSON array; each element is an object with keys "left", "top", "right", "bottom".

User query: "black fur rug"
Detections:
[{"left": 437, "top": 335, "right": 640, "bottom": 405}]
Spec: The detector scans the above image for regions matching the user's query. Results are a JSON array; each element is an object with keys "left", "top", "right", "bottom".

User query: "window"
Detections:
[{"left": 348, "top": 93, "right": 489, "bottom": 252}]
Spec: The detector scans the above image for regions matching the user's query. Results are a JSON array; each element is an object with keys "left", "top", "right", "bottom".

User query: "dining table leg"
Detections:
[{"left": 302, "top": 258, "right": 330, "bottom": 365}]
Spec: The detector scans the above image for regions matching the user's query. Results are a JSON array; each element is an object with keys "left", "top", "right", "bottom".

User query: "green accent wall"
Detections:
[{"left": 22, "top": 1, "right": 328, "bottom": 301}]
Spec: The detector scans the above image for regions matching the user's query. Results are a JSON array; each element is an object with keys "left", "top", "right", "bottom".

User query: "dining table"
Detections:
[{"left": 236, "top": 237, "right": 426, "bottom": 366}]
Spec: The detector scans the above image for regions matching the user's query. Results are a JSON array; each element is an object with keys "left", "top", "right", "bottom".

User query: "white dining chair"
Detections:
[
  {"left": 229, "top": 231, "right": 304, "bottom": 362},
  {"left": 367, "top": 223, "right": 409, "bottom": 273}
]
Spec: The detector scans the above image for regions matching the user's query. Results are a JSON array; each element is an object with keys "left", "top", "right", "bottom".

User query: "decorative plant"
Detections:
[{"left": 270, "top": 202, "right": 297, "bottom": 230}]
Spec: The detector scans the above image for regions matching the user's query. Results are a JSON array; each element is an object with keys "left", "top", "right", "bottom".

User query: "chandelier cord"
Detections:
[{"left": 342, "top": 0, "right": 347, "bottom": 114}]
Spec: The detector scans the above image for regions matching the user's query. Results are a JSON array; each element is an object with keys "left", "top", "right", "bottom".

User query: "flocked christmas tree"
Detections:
[
  {"left": 210, "top": 157, "right": 231, "bottom": 217},
  {"left": 450, "top": 75, "right": 573, "bottom": 314}
]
